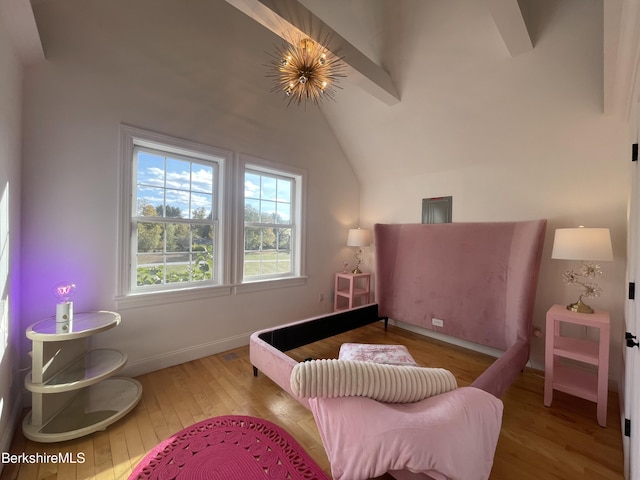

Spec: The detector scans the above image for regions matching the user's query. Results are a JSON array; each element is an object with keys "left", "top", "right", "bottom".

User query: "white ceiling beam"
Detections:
[
  {"left": 225, "top": 0, "right": 400, "bottom": 106},
  {"left": 486, "top": 0, "right": 533, "bottom": 56},
  {"left": 0, "top": 0, "right": 45, "bottom": 65}
]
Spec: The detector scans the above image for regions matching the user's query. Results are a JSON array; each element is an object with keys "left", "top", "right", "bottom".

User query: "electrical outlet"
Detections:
[
  {"left": 318, "top": 293, "right": 324, "bottom": 302},
  {"left": 432, "top": 318, "right": 444, "bottom": 327}
]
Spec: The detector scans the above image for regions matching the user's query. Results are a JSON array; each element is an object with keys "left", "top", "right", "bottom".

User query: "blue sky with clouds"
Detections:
[
  {"left": 244, "top": 172, "right": 291, "bottom": 223},
  {"left": 135, "top": 149, "right": 293, "bottom": 224},
  {"left": 136, "top": 150, "right": 214, "bottom": 218}
]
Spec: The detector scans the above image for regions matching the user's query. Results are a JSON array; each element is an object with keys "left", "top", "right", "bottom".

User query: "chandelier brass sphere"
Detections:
[{"left": 267, "top": 34, "right": 346, "bottom": 107}]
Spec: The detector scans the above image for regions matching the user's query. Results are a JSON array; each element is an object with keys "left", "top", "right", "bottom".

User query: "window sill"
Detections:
[
  {"left": 115, "top": 284, "right": 233, "bottom": 309},
  {"left": 235, "top": 276, "right": 307, "bottom": 294},
  {"left": 114, "top": 276, "right": 307, "bottom": 309}
]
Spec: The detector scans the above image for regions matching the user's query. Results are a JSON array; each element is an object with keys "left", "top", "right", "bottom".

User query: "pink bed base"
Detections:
[{"left": 249, "top": 220, "right": 547, "bottom": 479}]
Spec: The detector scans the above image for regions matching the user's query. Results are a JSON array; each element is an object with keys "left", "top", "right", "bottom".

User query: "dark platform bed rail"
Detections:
[{"left": 253, "top": 303, "right": 387, "bottom": 376}]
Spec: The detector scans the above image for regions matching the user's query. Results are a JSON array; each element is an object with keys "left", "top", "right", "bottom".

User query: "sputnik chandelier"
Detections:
[{"left": 267, "top": 33, "right": 346, "bottom": 107}]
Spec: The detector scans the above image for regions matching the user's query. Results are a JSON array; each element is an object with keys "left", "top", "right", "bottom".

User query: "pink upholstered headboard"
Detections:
[{"left": 374, "top": 221, "right": 546, "bottom": 351}]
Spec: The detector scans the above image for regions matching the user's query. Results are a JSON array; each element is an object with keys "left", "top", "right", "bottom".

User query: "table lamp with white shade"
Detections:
[
  {"left": 347, "top": 228, "right": 370, "bottom": 274},
  {"left": 551, "top": 226, "right": 613, "bottom": 314}
]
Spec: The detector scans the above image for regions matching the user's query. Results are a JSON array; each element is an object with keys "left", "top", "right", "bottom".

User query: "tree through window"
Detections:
[{"left": 243, "top": 167, "right": 296, "bottom": 280}]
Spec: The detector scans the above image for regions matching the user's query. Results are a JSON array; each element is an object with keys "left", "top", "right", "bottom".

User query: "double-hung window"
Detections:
[
  {"left": 119, "top": 126, "right": 230, "bottom": 297},
  {"left": 118, "top": 126, "right": 305, "bottom": 303},
  {"left": 134, "top": 147, "right": 218, "bottom": 288},
  {"left": 241, "top": 156, "right": 304, "bottom": 284}
]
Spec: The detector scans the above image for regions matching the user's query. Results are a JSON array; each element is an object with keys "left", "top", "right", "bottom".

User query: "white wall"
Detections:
[
  {"left": 21, "top": 0, "right": 360, "bottom": 375},
  {"left": 0, "top": 14, "right": 23, "bottom": 460},
  {"left": 320, "top": 0, "right": 631, "bottom": 384}
]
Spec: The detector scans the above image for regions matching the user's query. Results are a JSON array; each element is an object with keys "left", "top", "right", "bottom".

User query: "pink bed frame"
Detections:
[
  {"left": 250, "top": 220, "right": 547, "bottom": 479},
  {"left": 375, "top": 220, "right": 547, "bottom": 397}
]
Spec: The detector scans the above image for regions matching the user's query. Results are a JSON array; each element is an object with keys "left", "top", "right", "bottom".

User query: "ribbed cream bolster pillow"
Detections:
[{"left": 290, "top": 359, "right": 457, "bottom": 403}]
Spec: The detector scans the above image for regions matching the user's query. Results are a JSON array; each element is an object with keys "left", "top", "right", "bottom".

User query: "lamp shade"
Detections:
[
  {"left": 551, "top": 227, "right": 613, "bottom": 261},
  {"left": 347, "top": 228, "right": 370, "bottom": 247}
]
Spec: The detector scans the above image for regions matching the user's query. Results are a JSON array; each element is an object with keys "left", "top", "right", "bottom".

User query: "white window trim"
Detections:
[
  {"left": 235, "top": 153, "right": 307, "bottom": 292},
  {"left": 115, "top": 127, "right": 307, "bottom": 309},
  {"left": 116, "top": 125, "right": 234, "bottom": 308}
]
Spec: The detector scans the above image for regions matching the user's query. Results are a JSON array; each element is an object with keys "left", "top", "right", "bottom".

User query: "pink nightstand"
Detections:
[
  {"left": 544, "top": 304, "right": 610, "bottom": 427},
  {"left": 334, "top": 272, "right": 371, "bottom": 311}
]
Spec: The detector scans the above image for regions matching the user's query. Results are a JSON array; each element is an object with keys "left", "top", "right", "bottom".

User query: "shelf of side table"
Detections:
[
  {"left": 334, "top": 272, "right": 371, "bottom": 311},
  {"left": 22, "top": 310, "right": 142, "bottom": 442},
  {"left": 24, "top": 349, "right": 128, "bottom": 393},
  {"left": 22, "top": 378, "right": 142, "bottom": 443},
  {"left": 543, "top": 304, "right": 610, "bottom": 427}
]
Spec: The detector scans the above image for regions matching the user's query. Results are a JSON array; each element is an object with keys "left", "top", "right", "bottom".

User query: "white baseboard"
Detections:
[
  {"left": 121, "top": 332, "right": 252, "bottom": 378},
  {"left": 390, "top": 318, "right": 504, "bottom": 358}
]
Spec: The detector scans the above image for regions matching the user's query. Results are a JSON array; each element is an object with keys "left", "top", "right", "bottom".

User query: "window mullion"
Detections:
[
  {"left": 244, "top": 222, "right": 293, "bottom": 229},
  {"left": 133, "top": 216, "right": 212, "bottom": 226}
]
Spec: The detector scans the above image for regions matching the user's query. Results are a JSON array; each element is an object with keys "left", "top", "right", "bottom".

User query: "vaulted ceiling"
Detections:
[
  {"left": 4, "top": 0, "right": 640, "bottom": 188},
  {"left": 223, "top": 0, "right": 638, "bottom": 115},
  {"left": 224, "top": 0, "right": 640, "bottom": 186},
  {"left": 226, "top": 0, "right": 534, "bottom": 105}
]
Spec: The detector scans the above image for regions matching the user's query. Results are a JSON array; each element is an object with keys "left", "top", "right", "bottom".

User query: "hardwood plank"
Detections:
[
  {"left": 1, "top": 323, "right": 624, "bottom": 480},
  {"left": 54, "top": 442, "right": 77, "bottom": 480},
  {"left": 125, "top": 404, "right": 157, "bottom": 466},
  {"left": 74, "top": 436, "right": 95, "bottom": 480},
  {"left": 108, "top": 422, "right": 131, "bottom": 479},
  {"left": 91, "top": 429, "right": 114, "bottom": 480},
  {"left": 16, "top": 436, "right": 39, "bottom": 480},
  {"left": 34, "top": 443, "right": 57, "bottom": 480}
]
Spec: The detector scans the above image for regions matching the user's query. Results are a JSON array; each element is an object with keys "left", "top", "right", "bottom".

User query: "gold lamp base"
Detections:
[
  {"left": 566, "top": 298, "right": 594, "bottom": 314},
  {"left": 351, "top": 247, "right": 363, "bottom": 275}
]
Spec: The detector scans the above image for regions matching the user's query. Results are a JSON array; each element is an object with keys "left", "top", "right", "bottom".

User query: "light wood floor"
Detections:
[{"left": 1, "top": 322, "right": 624, "bottom": 480}]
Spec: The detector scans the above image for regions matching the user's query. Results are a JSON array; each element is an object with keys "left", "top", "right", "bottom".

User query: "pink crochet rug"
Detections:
[{"left": 129, "top": 415, "right": 329, "bottom": 480}]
